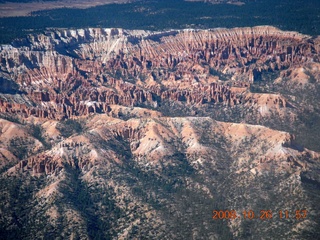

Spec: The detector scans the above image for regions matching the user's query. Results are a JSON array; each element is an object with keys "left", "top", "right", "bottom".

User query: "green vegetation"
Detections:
[
  {"left": 209, "top": 68, "right": 232, "bottom": 81},
  {"left": 60, "top": 162, "right": 118, "bottom": 239},
  {"left": 0, "top": 0, "right": 320, "bottom": 43},
  {"left": 265, "top": 82, "right": 320, "bottom": 152},
  {"left": 0, "top": 77, "right": 21, "bottom": 94},
  {"left": 249, "top": 69, "right": 279, "bottom": 93},
  {"left": 8, "top": 136, "right": 33, "bottom": 159},
  {"left": 28, "top": 123, "right": 52, "bottom": 150},
  {"left": 0, "top": 113, "right": 22, "bottom": 124},
  {"left": 56, "top": 119, "right": 83, "bottom": 138},
  {"left": 0, "top": 175, "right": 49, "bottom": 239}
]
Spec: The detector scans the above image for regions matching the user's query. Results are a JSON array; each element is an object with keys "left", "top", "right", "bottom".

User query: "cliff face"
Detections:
[
  {"left": 1, "top": 27, "right": 320, "bottom": 239},
  {"left": 0, "top": 26, "right": 318, "bottom": 119}
]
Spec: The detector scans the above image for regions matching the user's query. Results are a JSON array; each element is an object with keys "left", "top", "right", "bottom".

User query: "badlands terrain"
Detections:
[{"left": 0, "top": 26, "right": 320, "bottom": 239}]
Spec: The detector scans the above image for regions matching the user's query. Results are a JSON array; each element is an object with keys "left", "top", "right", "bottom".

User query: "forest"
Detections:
[{"left": 0, "top": 0, "right": 319, "bottom": 43}]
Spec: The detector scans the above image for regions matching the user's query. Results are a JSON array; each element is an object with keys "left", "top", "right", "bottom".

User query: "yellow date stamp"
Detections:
[{"left": 212, "top": 209, "right": 307, "bottom": 220}]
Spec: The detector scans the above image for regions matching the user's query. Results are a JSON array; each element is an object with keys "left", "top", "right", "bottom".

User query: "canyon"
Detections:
[
  {"left": 0, "top": 26, "right": 320, "bottom": 239},
  {"left": 0, "top": 26, "right": 318, "bottom": 119}
]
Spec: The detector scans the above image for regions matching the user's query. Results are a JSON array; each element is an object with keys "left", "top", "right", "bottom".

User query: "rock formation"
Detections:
[
  {"left": 1, "top": 27, "right": 320, "bottom": 240},
  {"left": 0, "top": 26, "right": 318, "bottom": 119}
]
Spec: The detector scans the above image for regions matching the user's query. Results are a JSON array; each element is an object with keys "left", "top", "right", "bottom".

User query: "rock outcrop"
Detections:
[
  {"left": 0, "top": 26, "right": 318, "bottom": 119},
  {"left": 1, "top": 27, "right": 320, "bottom": 240}
]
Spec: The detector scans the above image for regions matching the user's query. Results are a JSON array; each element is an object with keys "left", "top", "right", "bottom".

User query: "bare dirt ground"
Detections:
[{"left": 0, "top": 0, "right": 132, "bottom": 17}]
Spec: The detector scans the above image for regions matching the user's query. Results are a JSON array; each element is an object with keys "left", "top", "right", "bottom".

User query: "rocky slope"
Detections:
[{"left": 0, "top": 26, "right": 320, "bottom": 239}]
